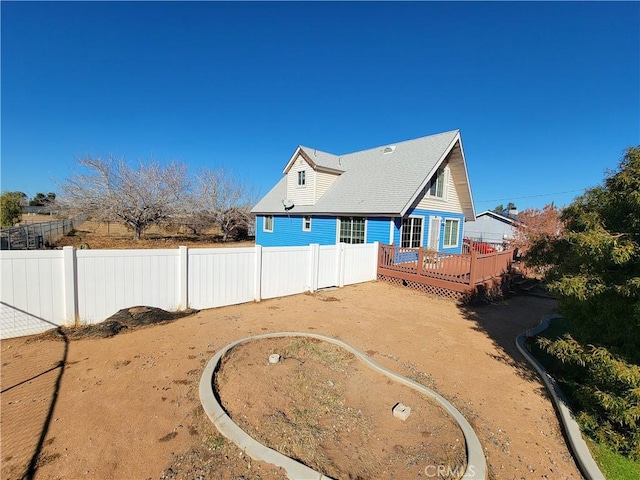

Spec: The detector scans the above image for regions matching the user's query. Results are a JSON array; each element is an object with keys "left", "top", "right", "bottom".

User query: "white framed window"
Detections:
[
  {"left": 338, "top": 217, "right": 365, "bottom": 244},
  {"left": 443, "top": 218, "right": 460, "bottom": 248},
  {"left": 401, "top": 217, "right": 423, "bottom": 248},
  {"left": 298, "top": 170, "right": 306, "bottom": 186},
  {"left": 428, "top": 167, "right": 446, "bottom": 199},
  {"left": 303, "top": 215, "right": 312, "bottom": 231},
  {"left": 263, "top": 215, "right": 274, "bottom": 233}
]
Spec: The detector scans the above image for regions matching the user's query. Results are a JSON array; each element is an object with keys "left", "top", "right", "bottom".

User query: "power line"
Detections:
[{"left": 475, "top": 189, "right": 586, "bottom": 204}]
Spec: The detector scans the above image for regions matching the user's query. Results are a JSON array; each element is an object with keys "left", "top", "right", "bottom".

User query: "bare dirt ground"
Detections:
[
  {"left": 217, "top": 337, "right": 466, "bottom": 479},
  {"left": 52, "top": 220, "right": 254, "bottom": 250},
  {"left": 1, "top": 282, "right": 583, "bottom": 480}
]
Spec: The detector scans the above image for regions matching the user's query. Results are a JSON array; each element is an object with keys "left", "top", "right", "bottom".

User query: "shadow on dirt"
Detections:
[
  {"left": 1, "top": 304, "right": 198, "bottom": 479},
  {"left": 0, "top": 304, "right": 68, "bottom": 480},
  {"left": 458, "top": 294, "right": 558, "bottom": 387}
]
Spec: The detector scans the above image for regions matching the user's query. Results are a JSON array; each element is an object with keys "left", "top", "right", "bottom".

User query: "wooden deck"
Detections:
[{"left": 377, "top": 244, "right": 513, "bottom": 298}]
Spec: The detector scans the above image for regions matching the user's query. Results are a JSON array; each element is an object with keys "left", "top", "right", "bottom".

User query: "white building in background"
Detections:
[{"left": 464, "top": 210, "right": 518, "bottom": 244}]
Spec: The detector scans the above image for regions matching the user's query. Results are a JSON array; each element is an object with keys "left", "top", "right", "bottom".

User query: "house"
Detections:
[
  {"left": 251, "top": 130, "right": 476, "bottom": 253},
  {"left": 464, "top": 210, "right": 518, "bottom": 245}
]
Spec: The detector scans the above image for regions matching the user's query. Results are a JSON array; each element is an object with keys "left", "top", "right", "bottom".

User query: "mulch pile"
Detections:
[{"left": 36, "top": 306, "right": 198, "bottom": 340}]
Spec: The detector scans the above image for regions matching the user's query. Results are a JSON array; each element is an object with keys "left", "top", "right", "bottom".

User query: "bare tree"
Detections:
[
  {"left": 189, "top": 167, "right": 256, "bottom": 242},
  {"left": 59, "top": 156, "right": 189, "bottom": 240}
]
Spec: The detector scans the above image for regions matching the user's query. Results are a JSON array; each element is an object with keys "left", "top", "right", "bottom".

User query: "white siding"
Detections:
[
  {"left": 286, "top": 155, "right": 315, "bottom": 206},
  {"left": 315, "top": 171, "right": 339, "bottom": 202},
  {"left": 416, "top": 166, "right": 463, "bottom": 213},
  {"left": 464, "top": 215, "right": 516, "bottom": 242}
]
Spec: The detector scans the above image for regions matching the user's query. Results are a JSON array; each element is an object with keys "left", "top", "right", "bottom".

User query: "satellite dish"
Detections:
[{"left": 282, "top": 199, "right": 295, "bottom": 211}]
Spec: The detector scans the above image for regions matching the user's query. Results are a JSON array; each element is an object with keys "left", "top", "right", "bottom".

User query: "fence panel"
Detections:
[
  {"left": 317, "top": 245, "right": 339, "bottom": 288},
  {"left": 343, "top": 243, "right": 378, "bottom": 285},
  {"left": 473, "top": 250, "right": 512, "bottom": 284},
  {"left": 188, "top": 247, "right": 256, "bottom": 309},
  {"left": 2, "top": 242, "right": 381, "bottom": 339},
  {"left": 76, "top": 249, "right": 180, "bottom": 324},
  {"left": 0, "top": 250, "right": 66, "bottom": 339},
  {"left": 260, "top": 246, "right": 310, "bottom": 299}
]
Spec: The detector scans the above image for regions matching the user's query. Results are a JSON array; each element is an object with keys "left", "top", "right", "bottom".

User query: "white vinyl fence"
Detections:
[{"left": 1, "top": 242, "right": 379, "bottom": 339}]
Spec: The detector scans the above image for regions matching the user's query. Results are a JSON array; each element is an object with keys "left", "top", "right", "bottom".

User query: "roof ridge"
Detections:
[
  {"left": 299, "top": 145, "right": 338, "bottom": 157},
  {"left": 338, "top": 129, "right": 460, "bottom": 157}
]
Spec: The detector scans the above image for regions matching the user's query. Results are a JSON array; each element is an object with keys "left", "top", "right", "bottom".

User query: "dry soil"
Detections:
[{"left": 1, "top": 282, "right": 582, "bottom": 480}]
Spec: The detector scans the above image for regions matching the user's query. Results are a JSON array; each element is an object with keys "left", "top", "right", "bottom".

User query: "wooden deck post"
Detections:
[
  {"left": 417, "top": 247, "right": 424, "bottom": 276},
  {"left": 469, "top": 249, "right": 478, "bottom": 286}
]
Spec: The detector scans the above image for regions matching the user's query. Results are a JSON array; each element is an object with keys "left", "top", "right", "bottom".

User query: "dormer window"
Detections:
[{"left": 298, "top": 170, "right": 306, "bottom": 186}]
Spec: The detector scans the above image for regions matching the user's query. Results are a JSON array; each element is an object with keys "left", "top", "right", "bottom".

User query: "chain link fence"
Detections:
[{"left": 1, "top": 216, "right": 86, "bottom": 250}]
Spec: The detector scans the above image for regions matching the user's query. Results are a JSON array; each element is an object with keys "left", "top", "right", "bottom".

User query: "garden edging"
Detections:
[
  {"left": 199, "top": 332, "right": 487, "bottom": 480},
  {"left": 515, "top": 314, "right": 605, "bottom": 480}
]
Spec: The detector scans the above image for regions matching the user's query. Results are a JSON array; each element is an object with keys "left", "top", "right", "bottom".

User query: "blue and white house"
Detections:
[{"left": 252, "top": 130, "right": 476, "bottom": 253}]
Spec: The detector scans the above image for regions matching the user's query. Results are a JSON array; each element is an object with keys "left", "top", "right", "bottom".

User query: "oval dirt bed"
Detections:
[{"left": 216, "top": 337, "right": 466, "bottom": 479}]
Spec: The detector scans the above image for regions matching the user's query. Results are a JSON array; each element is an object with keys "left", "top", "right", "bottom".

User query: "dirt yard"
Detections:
[
  {"left": 52, "top": 220, "right": 254, "bottom": 250},
  {"left": 217, "top": 337, "right": 466, "bottom": 479},
  {"left": 1, "top": 282, "right": 583, "bottom": 480}
]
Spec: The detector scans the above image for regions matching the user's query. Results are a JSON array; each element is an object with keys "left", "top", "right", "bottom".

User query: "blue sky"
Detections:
[{"left": 2, "top": 1, "right": 638, "bottom": 212}]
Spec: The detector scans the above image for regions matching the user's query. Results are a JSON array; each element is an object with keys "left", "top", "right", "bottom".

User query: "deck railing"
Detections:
[{"left": 378, "top": 244, "right": 513, "bottom": 293}]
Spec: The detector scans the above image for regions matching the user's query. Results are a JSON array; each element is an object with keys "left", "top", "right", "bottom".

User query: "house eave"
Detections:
[{"left": 283, "top": 146, "right": 316, "bottom": 174}]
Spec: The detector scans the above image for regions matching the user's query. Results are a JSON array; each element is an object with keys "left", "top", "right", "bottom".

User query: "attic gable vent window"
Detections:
[
  {"left": 428, "top": 167, "right": 446, "bottom": 198},
  {"left": 383, "top": 146, "right": 396, "bottom": 154},
  {"left": 298, "top": 170, "right": 306, "bottom": 186}
]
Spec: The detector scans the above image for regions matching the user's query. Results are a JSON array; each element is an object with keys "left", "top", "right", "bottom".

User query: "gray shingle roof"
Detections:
[{"left": 252, "top": 130, "right": 474, "bottom": 217}]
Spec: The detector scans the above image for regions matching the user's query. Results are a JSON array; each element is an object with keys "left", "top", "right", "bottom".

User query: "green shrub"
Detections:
[{"left": 538, "top": 334, "right": 640, "bottom": 459}]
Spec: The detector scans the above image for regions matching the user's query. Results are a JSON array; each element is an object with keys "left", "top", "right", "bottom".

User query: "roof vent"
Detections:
[{"left": 383, "top": 146, "right": 396, "bottom": 154}]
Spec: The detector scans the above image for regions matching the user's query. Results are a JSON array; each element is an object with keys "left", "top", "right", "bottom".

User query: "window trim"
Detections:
[
  {"left": 400, "top": 216, "right": 424, "bottom": 248},
  {"left": 298, "top": 170, "right": 306, "bottom": 186},
  {"left": 303, "top": 215, "right": 312, "bottom": 232},
  {"left": 263, "top": 215, "right": 274, "bottom": 233},
  {"left": 443, "top": 218, "right": 460, "bottom": 248},
  {"left": 337, "top": 217, "right": 367, "bottom": 244},
  {"left": 427, "top": 166, "right": 447, "bottom": 200}
]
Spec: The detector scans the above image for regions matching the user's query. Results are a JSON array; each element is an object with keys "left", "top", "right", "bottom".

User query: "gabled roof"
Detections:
[
  {"left": 252, "top": 130, "right": 475, "bottom": 219},
  {"left": 474, "top": 210, "right": 516, "bottom": 225},
  {"left": 282, "top": 146, "right": 344, "bottom": 174}
]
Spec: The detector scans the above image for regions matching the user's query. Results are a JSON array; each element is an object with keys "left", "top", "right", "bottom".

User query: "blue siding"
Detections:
[
  {"left": 256, "top": 215, "right": 337, "bottom": 246},
  {"left": 391, "top": 208, "right": 465, "bottom": 254},
  {"left": 367, "top": 217, "right": 391, "bottom": 244},
  {"left": 255, "top": 211, "right": 464, "bottom": 254}
]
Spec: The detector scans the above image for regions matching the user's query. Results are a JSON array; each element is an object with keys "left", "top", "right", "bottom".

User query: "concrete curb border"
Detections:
[
  {"left": 200, "top": 332, "right": 487, "bottom": 480},
  {"left": 515, "top": 315, "right": 605, "bottom": 480}
]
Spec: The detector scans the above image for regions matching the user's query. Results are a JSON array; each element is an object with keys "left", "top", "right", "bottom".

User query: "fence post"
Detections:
[
  {"left": 309, "top": 243, "right": 320, "bottom": 293},
  {"left": 469, "top": 249, "right": 478, "bottom": 286},
  {"left": 63, "top": 246, "right": 78, "bottom": 326},
  {"left": 336, "top": 243, "right": 346, "bottom": 288},
  {"left": 417, "top": 245, "right": 424, "bottom": 277},
  {"left": 178, "top": 246, "right": 189, "bottom": 310},
  {"left": 254, "top": 244, "right": 263, "bottom": 302},
  {"left": 373, "top": 241, "right": 380, "bottom": 279}
]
